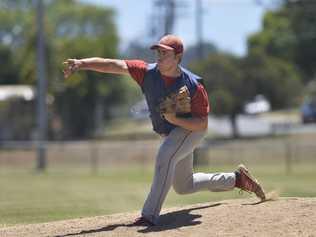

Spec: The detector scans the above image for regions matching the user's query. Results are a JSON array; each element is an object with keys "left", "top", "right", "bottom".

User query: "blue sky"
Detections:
[{"left": 80, "top": 0, "right": 267, "bottom": 56}]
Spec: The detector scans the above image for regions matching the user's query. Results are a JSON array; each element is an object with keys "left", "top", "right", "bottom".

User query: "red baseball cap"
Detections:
[{"left": 150, "top": 34, "right": 184, "bottom": 54}]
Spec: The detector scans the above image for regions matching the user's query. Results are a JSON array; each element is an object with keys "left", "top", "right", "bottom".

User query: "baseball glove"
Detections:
[{"left": 159, "top": 85, "right": 191, "bottom": 117}]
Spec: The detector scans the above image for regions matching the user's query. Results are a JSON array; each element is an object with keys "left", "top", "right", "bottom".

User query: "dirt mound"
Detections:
[{"left": 1, "top": 197, "right": 315, "bottom": 237}]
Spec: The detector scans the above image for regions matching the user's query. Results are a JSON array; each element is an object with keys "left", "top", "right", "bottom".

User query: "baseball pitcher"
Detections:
[{"left": 63, "top": 34, "right": 265, "bottom": 226}]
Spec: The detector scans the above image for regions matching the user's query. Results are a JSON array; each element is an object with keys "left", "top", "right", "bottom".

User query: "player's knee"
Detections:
[{"left": 173, "top": 184, "right": 190, "bottom": 195}]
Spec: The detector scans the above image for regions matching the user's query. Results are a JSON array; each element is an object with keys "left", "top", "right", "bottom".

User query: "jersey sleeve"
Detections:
[
  {"left": 191, "top": 83, "right": 210, "bottom": 117},
  {"left": 124, "top": 60, "right": 147, "bottom": 87}
]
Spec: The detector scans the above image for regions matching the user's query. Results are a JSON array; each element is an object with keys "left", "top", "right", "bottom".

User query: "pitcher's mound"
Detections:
[{"left": 1, "top": 197, "right": 315, "bottom": 237}]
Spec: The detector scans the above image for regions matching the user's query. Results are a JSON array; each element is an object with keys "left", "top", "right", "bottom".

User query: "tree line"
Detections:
[{"left": 190, "top": 0, "right": 315, "bottom": 137}]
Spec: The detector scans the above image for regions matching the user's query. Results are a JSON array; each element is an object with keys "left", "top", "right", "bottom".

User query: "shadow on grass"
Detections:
[{"left": 54, "top": 203, "right": 223, "bottom": 237}]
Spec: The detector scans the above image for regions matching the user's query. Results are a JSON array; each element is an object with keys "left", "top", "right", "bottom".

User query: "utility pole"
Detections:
[
  {"left": 164, "top": 0, "right": 176, "bottom": 35},
  {"left": 196, "top": 0, "right": 204, "bottom": 58},
  {"left": 36, "top": 0, "right": 47, "bottom": 171},
  {"left": 150, "top": 0, "right": 185, "bottom": 40}
]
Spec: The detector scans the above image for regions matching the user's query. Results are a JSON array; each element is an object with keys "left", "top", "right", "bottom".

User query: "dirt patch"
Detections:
[{"left": 1, "top": 197, "right": 315, "bottom": 237}]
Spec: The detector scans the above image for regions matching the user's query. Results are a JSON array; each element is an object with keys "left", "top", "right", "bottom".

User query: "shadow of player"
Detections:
[{"left": 54, "top": 203, "right": 223, "bottom": 237}]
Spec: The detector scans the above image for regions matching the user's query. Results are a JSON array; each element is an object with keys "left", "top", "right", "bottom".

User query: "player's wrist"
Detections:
[{"left": 77, "top": 59, "right": 85, "bottom": 70}]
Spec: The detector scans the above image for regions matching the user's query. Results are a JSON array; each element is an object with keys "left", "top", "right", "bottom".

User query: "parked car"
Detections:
[
  {"left": 301, "top": 97, "right": 316, "bottom": 124},
  {"left": 244, "top": 94, "right": 271, "bottom": 115}
]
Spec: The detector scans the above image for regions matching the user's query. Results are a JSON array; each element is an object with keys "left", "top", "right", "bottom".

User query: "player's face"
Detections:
[{"left": 156, "top": 48, "right": 178, "bottom": 70}]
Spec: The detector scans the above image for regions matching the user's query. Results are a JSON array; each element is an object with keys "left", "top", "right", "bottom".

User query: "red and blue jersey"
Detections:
[{"left": 125, "top": 60, "right": 210, "bottom": 118}]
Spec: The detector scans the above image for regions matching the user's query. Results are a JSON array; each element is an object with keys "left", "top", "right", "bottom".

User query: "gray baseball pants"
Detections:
[{"left": 142, "top": 127, "right": 236, "bottom": 224}]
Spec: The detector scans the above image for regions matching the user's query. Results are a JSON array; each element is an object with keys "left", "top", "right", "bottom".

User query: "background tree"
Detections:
[
  {"left": 0, "top": 45, "right": 20, "bottom": 84},
  {"left": 47, "top": 0, "right": 121, "bottom": 138},
  {"left": 190, "top": 50, "right": 302, "bottom": 138},
  {"left": 0, "top": 0, "right": 140, "bottom": 139},
  {"left": 190, "top": 53, "right": 244, "bottom": 138},
  {"left": 241, "top": 50, "right": 302, "bottom": 110},
  {"left": 248, "top": 0, "right": 316, "bottom": 83}
]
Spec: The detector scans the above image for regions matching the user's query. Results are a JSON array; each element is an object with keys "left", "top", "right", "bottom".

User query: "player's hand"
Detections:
[
  {"left": 163, "top": 113, "right": 178, "bottom": 124},
  {"left": 63, "top": 59, "right": 82, "bottom": 78}
]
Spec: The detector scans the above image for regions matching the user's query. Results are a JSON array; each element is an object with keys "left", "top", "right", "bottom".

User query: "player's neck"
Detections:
[{"left": 159, "top": 65, "right": 181, "bottom": 78}]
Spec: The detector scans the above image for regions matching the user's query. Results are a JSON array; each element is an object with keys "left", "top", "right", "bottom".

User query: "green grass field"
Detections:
[{"left": 1, "top": 162, "right": 315, "bottom": 228}]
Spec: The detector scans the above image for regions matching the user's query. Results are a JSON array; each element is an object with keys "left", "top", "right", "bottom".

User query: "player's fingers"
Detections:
[
  {"left": 63, "top": 59, "right": 75, "bottom": 65},
  {"left": 63, "top": 70, "right": 69, "bottom": 78},
  {"left": 177, "top": 100, "right": 190, "bottom": 106},
  {"left": 63, "top": 68, "right": 72, "bottom": 78},
  {"left": 72, "top": 64, "right": 80, "bottom": 71},
  {"left": 63, "top": 66, "right": 71, "bottom": 72}
]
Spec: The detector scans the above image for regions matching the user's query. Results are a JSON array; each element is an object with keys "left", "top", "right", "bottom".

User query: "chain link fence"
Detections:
[{"left": 1, "top": 133, "right": 315, "bottom": 174}]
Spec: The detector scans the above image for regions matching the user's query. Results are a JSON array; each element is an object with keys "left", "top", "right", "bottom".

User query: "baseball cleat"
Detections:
[
  {"left": 132, "top": 216, "right": 155, "bottom": 226},
  {"left": 235, "top": 164, "right": 266, "bottom": 201}
]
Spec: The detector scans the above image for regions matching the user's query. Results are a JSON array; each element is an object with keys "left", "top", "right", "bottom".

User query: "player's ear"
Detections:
[{"left": 175, "top": 53, "right": 183, "bottom": 64}]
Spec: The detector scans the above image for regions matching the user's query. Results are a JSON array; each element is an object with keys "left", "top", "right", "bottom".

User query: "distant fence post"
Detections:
[
  {"left": 90, "top": 141, "right": 99, "bottom": 174},
  {"left": 285, "top": 140, "right": 293, "bottom": 174},
  {"left": 272, "top": 122, "right": 294, "bottom": 175}
]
